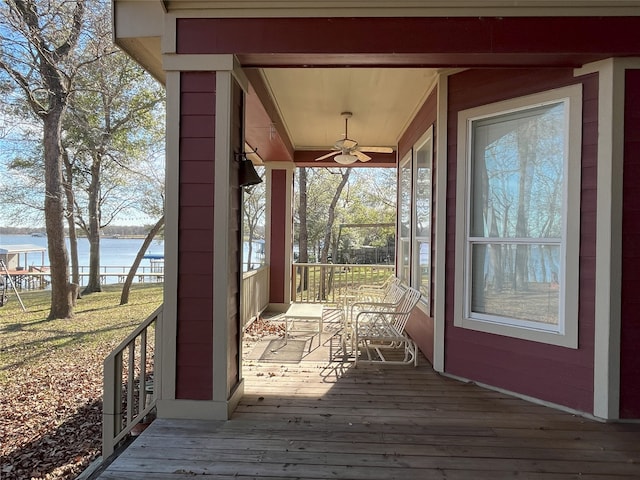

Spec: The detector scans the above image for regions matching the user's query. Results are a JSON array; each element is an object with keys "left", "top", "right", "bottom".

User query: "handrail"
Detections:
[
  {"left": 102, "top": 305, "right": 162, "bottom": 459},
  {"left": 241, "top": 264, "right": 269, "bottom": 329},
  {"left": 292, "top": 263, "right": 395, "bottom": 304}
]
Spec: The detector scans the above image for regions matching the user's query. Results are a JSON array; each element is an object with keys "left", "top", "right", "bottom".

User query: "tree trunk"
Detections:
[
  {"left": 297, "top": 167, "right": 309, "bottom": 293},
  {"left": 120, "top": 215, "right": 165, "bottom": 305},
  {"left": 318, "top": 169, "right": 350, "bottom": 300},
  {"left": 83, "top": 155, "right": 102, "bottom": 293},
  {"left": 44, "top": 110, "right": 73, "bottom": 319},
  {"left": 488, "top": 206, "right": 503, "bottom": 293},
  {"left": 514, "top": 129, "right": 532, "bottom": 292},
  {"left": 246, "top": 233, "right": 253, "bottom": 271},
  {"left": 63, "top": 149, "right": 80, "bottom": 289}
]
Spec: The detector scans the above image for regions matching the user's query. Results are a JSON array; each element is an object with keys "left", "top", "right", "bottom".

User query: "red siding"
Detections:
[
  {"left": 176, "top": 17, "right": 640, "bottom": 68},
  {"left": 176, "top": 71, "right": 216, "bottom": 400},
  {"left": 620, "top": 69, "right": 640, "bottom": 418},
  {"left": 269, "top": 169, "right": 288, "bottom": 304},
  {"left": 400, "top": 88, "right": 437, "bottom": 365},
  {"left": 445, "top": 69, "right": 598, "bottom": 413},
  {"left": 226, "top": 79, "right": 243, "bottom": 394},
  {"left": 398, "top": 89, "right": 437, "bottom": 159}
]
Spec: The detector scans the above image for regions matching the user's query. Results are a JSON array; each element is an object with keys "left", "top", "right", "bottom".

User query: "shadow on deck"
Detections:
[{"left": 94, "top": 314, "right": 640, "bottom": 479}]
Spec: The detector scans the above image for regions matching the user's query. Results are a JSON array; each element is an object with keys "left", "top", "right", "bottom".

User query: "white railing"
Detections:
[
  {"left": 292, "top": 263, "right": 395, "bottom": 304},
  {"left": 102, "top": 305, "right": 161, "bottom": 459},
  {"left": 7, "top": 265, "right": 164, "bottom": 290},
  {"left": 242, "top": 265, "right": 270, "bottom": 329}
]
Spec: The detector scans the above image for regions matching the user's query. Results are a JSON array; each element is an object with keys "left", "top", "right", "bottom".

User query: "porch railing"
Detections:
[
  {"left": 103, "top": 305, "right": 161, "bottom": 459},
  {"left": 242, "top": 265, "right": 269, "bottom": 329},
  {"left": 292, "top": 263, "right": 395, "bottom": 304}
]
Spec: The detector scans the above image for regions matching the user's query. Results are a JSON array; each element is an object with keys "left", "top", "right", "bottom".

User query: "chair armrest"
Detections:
[
  {"left": 348, "top": 300, "right": 398, "bottom": 322},
  {"left": 354, "top": 310, "right": 405, "bottom": 338},
  {"left": 355, "top": 309, "right": 405, "bottom": 321}
]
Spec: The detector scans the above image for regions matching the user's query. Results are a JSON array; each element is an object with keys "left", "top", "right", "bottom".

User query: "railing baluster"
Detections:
[
  {"left": 103, "top": 305, "right": 161, "bottom": 459},
  {"left": 127, "top": 342, "right": 135, "bottom": 423},
  {"left": 140, "top": 329, "right": 147, "bottom": 411},
  {"left": 289, "top": 263, "right": 394, "bottom": 305}
]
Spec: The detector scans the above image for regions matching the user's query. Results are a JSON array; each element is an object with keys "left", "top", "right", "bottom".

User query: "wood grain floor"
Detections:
[{"left": 96, "top": 342, "right": 640, "bottom": 479}]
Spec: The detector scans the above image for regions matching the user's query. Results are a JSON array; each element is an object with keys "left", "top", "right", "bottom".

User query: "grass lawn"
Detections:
[{"left": 0, "top": 283, "right": 163, "bottom": 480}]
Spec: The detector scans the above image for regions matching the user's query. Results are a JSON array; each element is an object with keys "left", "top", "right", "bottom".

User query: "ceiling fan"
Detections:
[{"left": 315, "top": 112, "right": 394, "bottom": 165}]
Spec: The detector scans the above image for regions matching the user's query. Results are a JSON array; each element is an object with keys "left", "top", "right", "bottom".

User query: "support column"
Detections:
[
  {"left": 265, "top": 162, "right": 295, "bottom": 311},
  {"left": 433, "top": 73, "right": 450, "bottom": 374},
  {"left": 575, "top": 58, "right": 640, "bottom": 419},
  {"left": 157, "top": 52, "right": 248, "bottom": 420}
]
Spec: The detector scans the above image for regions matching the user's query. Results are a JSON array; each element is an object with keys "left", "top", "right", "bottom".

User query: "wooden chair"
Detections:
[{"left": 353, "top": 286, "right": 421, "bottom": 366}]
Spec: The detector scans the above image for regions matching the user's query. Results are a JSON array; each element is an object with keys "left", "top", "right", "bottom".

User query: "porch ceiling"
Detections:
[
  {"left": 245, "top": 67, "right": 437, "bottom": 166},
  {"left": 112, "top": 4, "right": 640, "bottom": 165}
]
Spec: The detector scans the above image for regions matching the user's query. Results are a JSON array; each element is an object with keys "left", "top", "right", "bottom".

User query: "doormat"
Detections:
[{"left": 259, "top": 338, "right": 307, "bottom": 363}]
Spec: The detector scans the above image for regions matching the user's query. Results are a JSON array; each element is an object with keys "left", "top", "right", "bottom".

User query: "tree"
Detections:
[
  {"left": 65, "top": 34, "right": 165, "bottom": 294},
  {"left": 295, "top": 167, "right": 396, "bottom": 264},
  {"left": 296, "top": 167, "right": 309, "bottom": 291},
  {"left": 295, "top": 167, "right": 352, "bottom": 299},
  {"left": 0, "top": 0, "right": 86, "bottom": 319},
  {"left": 120, "top": 215, "right": 164, "bottom": 305},
  {"left": 242, "top": 167, "right": 265, "bottom": 270},
  {"left": 317, "top": 168, "right": 350, "bottom": 299}
]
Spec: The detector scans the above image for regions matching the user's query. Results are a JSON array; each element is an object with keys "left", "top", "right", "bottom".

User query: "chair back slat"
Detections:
[{"left": 391, "top": 287, "right": 421, "bottom": 333}]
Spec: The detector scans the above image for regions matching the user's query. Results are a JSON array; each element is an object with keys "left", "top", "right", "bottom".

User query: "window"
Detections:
[
  {"left": 398, "top": 153, "right": 412, "bottom": 285},
  {"left": 397, "top": 128, "right": 433, "bottom": 308},
  {"left": 414, "top": 132, "right": 433, "bottom": 306},
  {"left": 455, "top": 85, "right": 582, "bottom": 348}
]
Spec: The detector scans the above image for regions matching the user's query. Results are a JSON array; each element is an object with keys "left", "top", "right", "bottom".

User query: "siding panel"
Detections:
[
  {"left": 620, "top": 69, "right": 640, "bottom": 418},
  {"left": 269, "top": 169, "right": 287, "bottom": 304},
  {"left": 176, "top": 71, "right": 217, "bottom": 401},
  {"left": 226, "top": 79, "right": 243, "bottom": 395}
]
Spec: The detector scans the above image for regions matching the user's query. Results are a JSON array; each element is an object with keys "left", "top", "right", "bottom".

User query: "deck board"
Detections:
[{"left": 95, "top": 345, "right": 640, "bottom": 479}]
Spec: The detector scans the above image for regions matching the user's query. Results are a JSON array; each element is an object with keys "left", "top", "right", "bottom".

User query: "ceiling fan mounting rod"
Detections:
[{"left": 341, "top": 111, "right": 353, "bottom": 138}]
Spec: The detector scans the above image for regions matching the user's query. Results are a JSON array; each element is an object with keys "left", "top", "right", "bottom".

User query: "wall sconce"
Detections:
[{"left": 237, "top": 152, "right": 263, "bottom": 187}]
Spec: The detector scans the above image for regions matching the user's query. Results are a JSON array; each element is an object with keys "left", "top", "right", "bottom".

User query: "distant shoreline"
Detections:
[
  {"left": 0, "top": 232, "right": 160, "bottom": 240},
  {"left": 0, "top": 227, "right": 161, "bottom": 238}
]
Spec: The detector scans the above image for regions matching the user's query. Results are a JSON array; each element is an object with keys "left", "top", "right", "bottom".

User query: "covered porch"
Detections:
[
  {"left": 96, "top": 351, "right": 640, "bottom": 479},
  {"left": 104, "top": 3, "right": 640, "bottom": 474}
]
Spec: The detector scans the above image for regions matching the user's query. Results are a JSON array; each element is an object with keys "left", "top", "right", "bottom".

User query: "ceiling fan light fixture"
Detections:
[{"left": 334, "top": 153, "right": 358, "bottom": 165}]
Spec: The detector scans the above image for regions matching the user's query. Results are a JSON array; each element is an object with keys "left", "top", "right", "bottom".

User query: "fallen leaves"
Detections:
[
  {"left": 0, "top": 285, "right": 163, "bottom": 480},
  {"left": 243, "top": 316, "right": 285, "bottom": 341},
  {"left": 0, "top": 348, "right": 108, "bottom": 480}
]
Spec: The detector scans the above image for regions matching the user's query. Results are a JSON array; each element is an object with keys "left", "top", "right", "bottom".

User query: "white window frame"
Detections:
[
  {"left": 397, "top": 127, "right": 434, "bottom": 309},
  {"left": 454, "top": 85, "right": 582, "bottom": 348},
  {"left": 412, "top": 128, "right": 433, "bottom": 308},
  {"left": 398, "top": 152, "right": 412, "bottom": 286}
]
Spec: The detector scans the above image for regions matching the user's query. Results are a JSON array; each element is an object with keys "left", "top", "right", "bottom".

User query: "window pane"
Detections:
[
  {"left": 415, "top": 140, "right": 431, "bottom": 237},
  {"left": 415, "top": 135, "right": 432, "bottom": 304},
  {"left": 399, "top": 239, "right": 410, "bottom": 284},
  {"left": 470, "top": 243, "right": 560, "bottom": 325},
  {"left": 399, "top": 160, "right": 412, "bottom": 237},
  {"left": 470, "top": 103, "right": 565, "bottom": 239},
  {"left": 399, "top": 158, "right": 412, "bottom": 284},
  {"left": 417, "top": 240, "right": 430, "bottom": 300}
]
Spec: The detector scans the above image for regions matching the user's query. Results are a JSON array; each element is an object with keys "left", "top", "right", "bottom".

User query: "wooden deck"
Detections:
[{"left": 95, "top": 331, "right": 640, "bottom": 479}]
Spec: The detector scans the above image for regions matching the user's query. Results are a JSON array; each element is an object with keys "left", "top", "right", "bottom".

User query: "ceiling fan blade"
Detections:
[
  {"left": 336, "top": 138, "right": 358, "bottom": 150},
  {"left": 354, "top": 150, "right": 372, "bottom": 162},
  {"left": 358, "top": 146, "right": 395, "bottom": 154},
  {"left": 315, "top": 151, "right": 340, "bottom": 161}
]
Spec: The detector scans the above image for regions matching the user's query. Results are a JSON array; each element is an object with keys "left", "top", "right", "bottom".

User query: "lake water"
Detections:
[
  {"left": 0, "top": 234, "right": 165, "bottom": 286},
  {"left": 0, "top": 234, "right": 262, "bottom": 286},
  {"left": 0, "top": 234, "right": 164, "bottom": 267}
]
